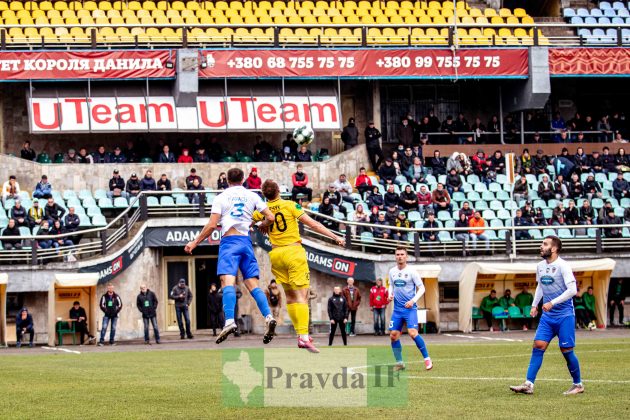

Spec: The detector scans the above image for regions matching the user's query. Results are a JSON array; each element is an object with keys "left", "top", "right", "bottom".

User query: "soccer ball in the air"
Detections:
[{"left": 293, "top": 125, "right": 315, "bottom": 146}]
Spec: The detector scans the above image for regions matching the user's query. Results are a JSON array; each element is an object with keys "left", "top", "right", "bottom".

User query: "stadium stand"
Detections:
[{"left": 563, "top": 2, "right": 630, "bottom": 45}]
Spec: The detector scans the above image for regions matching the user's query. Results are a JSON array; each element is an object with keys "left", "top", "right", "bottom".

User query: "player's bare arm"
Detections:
[
  {"left": 185, "top": 213, "right": 220, "bottom": 254},
  {"left": 300, "top": 213, "right": 345, "bottom": 247}
]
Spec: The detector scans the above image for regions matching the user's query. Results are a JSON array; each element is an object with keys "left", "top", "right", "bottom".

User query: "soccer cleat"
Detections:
[
  {"left": 424, "top": 358, "right": 433, "bottom": 370},
  {"left": 297, "top": 337, "right": 320, "bottom": 353},
  {"left": 263, "top": 318, "right": 277, "bottom": 344},
  {"left": 216, "top": 321, "right": 238, "bottom": 344},
  {"left": 393, "top": 362, "right": 406, "bottom": 372},
  {"left": 563, "top": 384, "right": 584, "bottom": 395},
  {"left": 510, "top": 382, "right": 534, "bottom": 395}
]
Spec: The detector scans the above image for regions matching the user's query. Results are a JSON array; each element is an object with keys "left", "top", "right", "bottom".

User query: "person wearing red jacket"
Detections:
[
  {"left": 291, "top": 164, "right": 312, "bottom": 202},
  {"left": 416, "top": 184, "right": 432, "bottom": 216},
  {"left": 245, "top": 167, "right": 262, "bottom": 190},
  {"left": 354, "top": 167, "right": 373, "bottom": 197},
  {"left": 370, "top": 278, "right": 389, "bottom": 336},
  {"left": 177, "top": 148, "right": 194, "bottom": 163}
]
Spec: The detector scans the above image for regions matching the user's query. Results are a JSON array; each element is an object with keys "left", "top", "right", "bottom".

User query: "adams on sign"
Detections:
[{"left": 29, "top": 95, "right": 340, "bottom": 133}]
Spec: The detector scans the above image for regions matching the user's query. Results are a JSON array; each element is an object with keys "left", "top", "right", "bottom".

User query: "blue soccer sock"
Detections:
[
  {"left": 413, "top": 335, "right": 429, "bottom": 359},
  {"left": 222, "top": 285, "right": 236, "bottom": 323},
  {"left": 250, "top": 287, "right": 272, "bottom": 318},
  {"left": 526, "top": 348, "right": 546, "bottom": 384},
  {"left": 391, "top": 339, "right": 403, "bottom": 363},
  {"left": 562, "top": 350, "right": 582, "bottom": 385}
]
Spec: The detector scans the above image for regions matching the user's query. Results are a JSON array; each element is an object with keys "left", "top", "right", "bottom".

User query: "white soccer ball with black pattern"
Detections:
[{"left": 293, "top": 125, "right": 314, "bottom": 146}]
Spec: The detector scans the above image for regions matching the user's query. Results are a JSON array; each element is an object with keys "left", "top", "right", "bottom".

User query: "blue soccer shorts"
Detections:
[
  {"left": 217, "top": 235, "right": 260, "bottom": 279},
  {"left": 389, "top": 308, "right": 419, "bottom": 332},
  {"left": 534, "top": 314, "right": 576, "bottom": 348}
]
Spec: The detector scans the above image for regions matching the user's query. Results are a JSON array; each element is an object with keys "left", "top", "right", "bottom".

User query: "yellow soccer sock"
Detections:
[
  {"left": 286, "top": 303, "right": 299, "bottom": 332},
  {"left": 293, "top": 303, "right": 309, "bottom": 336}
]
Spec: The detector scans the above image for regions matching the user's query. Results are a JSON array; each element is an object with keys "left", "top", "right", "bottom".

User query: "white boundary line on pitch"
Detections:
[
  {"left": 405, "top": 376, "right": 630, "bottom": 384},
  {"left": 41, "top": 346, "right": 81, "bottom": 354},
  {"left": 444, "top": 333, "right": 523, "bottom": 342}
]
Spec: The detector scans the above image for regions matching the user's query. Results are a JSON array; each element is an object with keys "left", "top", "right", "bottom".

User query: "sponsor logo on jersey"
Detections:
[
  {"left": 540, "top": 275, "right": 554, "bottom": 285},
  {"left": 394, "top": 280, "right": 406, "bottom": 287}
]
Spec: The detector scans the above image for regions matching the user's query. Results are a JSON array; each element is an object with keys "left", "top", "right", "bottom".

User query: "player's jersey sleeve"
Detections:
[
  {"left": 252, "top": 210, "right": 263, "bottom": 223},
  {"left": 411, "top": 270, "right": 424, "bottom": 289},
  {"left": 210, "top": 194, "right": 224, "bottom": 215},
  {"left": 291, "top": 202, "right": 305, "bottom": 219},
  {"left": 560, "top": 261, "right": 577, "bottom": 287},
  {"left": 253, "top": 193, "right": 268, "bottom": 212}
]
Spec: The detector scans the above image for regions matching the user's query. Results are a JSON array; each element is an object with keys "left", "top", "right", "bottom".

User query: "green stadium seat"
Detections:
[
  {"left": 19, "top": 226, "right": 31, "bottom": 236},
  {"left": 114, "top": 197, "right": 128, "bottom": 208},
  {"left": 360, "top": 231, "right": 376, "bottom": 243},
  {"left": 176, "top": 195, "right": 189, "bottom": 205},
  {"left": 482, "top": 191, "right": 495, "bottom": 201},
  {"left": 98, "top": 198, "right": 113, "bottom": 209},
  {"left": 489, "top": 200, "right": 503, "bottom": 210},
  {"left": 558, "top": 228, "right": 573, "bottom": 239},
  {"left": 78, "top": 213, "right": 92, "bottom": 226},
  {"left": 408, "top": 211, "right": 421, "bottom": 222},
  {"left": 438, "top": 231, "right": 453, "bottom": 241},
  {"left": 147, "top": 196, "right": 160, "bottom": 207},
  {"left": 492, "top": 306, "right": 508, "bottom": 319},
  {"left": 140, "top": 157, "right": 153, "bottom": 163},
  {"left": 490, "top": 219, "right": 503, "bottom": 228},
  {"left": 87, "top": 206, "right": 102, "bottom": 217},
  {"left": 497, "top": 209, "right": 511, "bottom": 220},
  {"left": 452, "top": 192, "right": 466, "bottom": 202},
  {"left": 83, "top": 197, "right": 97, "bottom": 208},
  {"left": 78, "top": 189, "right": 93, "bottom": 200},
  {"left": 484, "top": 230, "right": 498, "bottom": 240},
  {"left": 62, "top": 190, "right": 77, "bottom": 200},
  {"left": 92, "top": 215, "right": 107, "bottom": 227},
  {"left": 161, "top": 196, "right": 175, "bottom": 206},
  {"left": 496, "top": 191, "right": 510, "bottom": 201},
  {"left": 94, "top": 189, "right": 108, "bottom": 200},
  {"left": 508, "top": 306, "right": 524, "bottom": 318},
  {"left": 523, "top": 305, "right": 533, "bottom": 318}
]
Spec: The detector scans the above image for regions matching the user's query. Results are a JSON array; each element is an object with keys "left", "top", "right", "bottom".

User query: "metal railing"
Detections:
[
  {"left": 385, "top": 130, "right": 616, "bottom": 145},
  {"left": 1, "top": 189, "right": 628, "bottom": 265},
  {"left": 0, "top": 23, "right": 629, "bottom": 49}
]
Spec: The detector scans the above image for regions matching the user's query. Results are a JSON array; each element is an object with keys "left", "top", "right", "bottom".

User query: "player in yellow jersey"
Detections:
[{"left": 253, "top": 179, "right": 345, "bottom": 353}]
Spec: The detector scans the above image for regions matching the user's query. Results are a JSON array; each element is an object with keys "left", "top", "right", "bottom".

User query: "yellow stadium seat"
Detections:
[
  {"left": 155, "top": 16, "right": 168, "bottom": 24},
  {"left": 428, "top": 1, "right": 440, "bottom": 10},
  {"left": 456, "top": 1, "right": 468, "bottom": 9},
  {"left": 332, "top": 14, "right": 345, "bottom": 23},
  {"left": 390, "top": 15, "right": 403, "bottom": 24},
  {"left": 461, "top": 16, "right": 474, "bottom": 24},
  {"left": 2, "top": 10, "right": 15, "bottom": 19},
  {"left": 521, "top": 16, "right": 534, "bottom": 25},
  {"left": 188, "top": 27, "right": 204, "bottom": 42},
  {"left": 69, "top": 26, "right": 86, "bottom": 38},
  {"left": 400, "top": 0, "right": 413, "bottom": 9},
  {"left": 16, "top": 10, "right": 30, "bottom": 19},
  {"left": 62, "top": 9, "right": 76, "bottom": 18},
  {"left": 23, "top": 1, "right": 37, "bottom": 10},
  {"left": 499, "top": 8, "right": 511, "bottom": 17},
  {"left": 402, "top": 15, "right": 416, "bottom": 24},
  {"left": 456, "top": 8, "right": 469, "bottom": 16},
  {"left": 83, "top": 1, "right": 97, "bottom": 11},
  {"left": 278, "top": 27, "right": 294, "bottom": 43},
  {"left": 433, "top": 15, "right": 446, "bottom": 24},
  {"left": 427, "top": 8, "right": 440, "bottom": 17},
  {"left": 284, "top": 8, "right": 297, "bottom": 17},
  {"left": 55, "top": 26, "right": 69, "bottom": 39},
  {"left": 233, "top": 27, "right": 251, "bottom": 42},
  {"left": 240, "top": 7, "right": 253, "bottom": 17},
  {"left": 140, "top": 16, "right": 154, "bottom": 24},
  {"left": 274, "top": 15, "right": 287, "bottom": 24},
  {"left": 110, "top": 16, "right": 124, "bottom": 24},
  {"left": 196, "top": 9, "right": 210, "bottom": 19},
  {"left": 19, "top": 17, "right": 34, "bottom": 24},
  {"left": 215, "top": 1, "right": 229, "bottom": 10},
  {"left": 341, "top": 7, "right": 354, "bottom": 17},
  {"left": 320, "top": 27, "right": 336, "bottom": 43},
  {"left": 344, "top": 1, "right": 357, "bottom": 9},
  {"left": 343, "top": 28, "right": 362, "bottom": 43},
  {"left": 64, "top": 16, "right": 79, "bottom": 24},
  {"left": 484, "top": 8, "right": 497, "bottom": 17},
  {"left": 398, "top": 8, "right": 411, "bottom": 17},
  {"left": 225, "top": 8, "right": 239, "bottom": 18},
  {"left": 50, "top": 16, "right": 64, "bottom": 25},
  {"left": 315, "top": 1, "right": 328, "bottom": 9},
  {"left": 355, "top": 8, "right": 369, "bottom": 17},
  {"left": 298, "top": 8, "right": 312, "bottom": 17},
  {"left": 475, "top": 16, "right": 488, "bottom": 24},
  {"left": 156, "top": 1, "right": 168, "bottom": 11},
  {"left": 210, "top": 9, "right": 224, "bottom": 18},
  {"left": 40, "top": 1, "right": 54, "bottom": 11},
  {"left": 106, "top": 9, "right": 120, "bottom": 18},
  {"left": 257, "top": 1, "right": 271, "bottom": 10},
  {"left": 254, "top": 8, "right": 268, "bottom": 17},
  {"left": 272, "top": 1, "right": 286, "bottom": 10},
  {"left": 369, "top": 8, "right": 382, "bottom": 17},
  {"left": 313, "top": 7, "right": 325, "bottom": 17},
  {"left": 32, "top": 9, "right": 46, "bottom": 18},
  {"left": 357, "top": 1, "right": 370, "bottom": 10},
  {"left": 230, "top": 1, "right": 243, "bottom": 10},
  {"left": 376, "top": 15, "right": 388, "bottom": 24},
  {"left": 491, "top": 16, "right": 503, "bottom": 24},
  {"left": 111, "top": 1, "right": 125, "bottom": 10},
  {"left": 95, "top": 17, "right": 108, "bottom": 24},
  {"left": 288, "top": 15, "right": 302, "bottom": 24},
  {"left": 295, "top": 28, "right": 315, "bottom": 43},
  {"left": 384, "top": 8, "right": 397, "bottom": 17},
  {"left": 362, "top": 15, "right": 375, "bottom": 24},
  {"left": 143, "top": 1, "right": 157, "bottom": 10},
  {"left": 506, "top": 16, "right": 519, "bottom": 24},
  {"left": 54, "top": 1, "right": 68, "bottom": 11},
  {"left": 184, "top": 16, "right": 198, "bottom": 24},
  {"left": 386, "top": 1, "right": 399, "bottom": 9},
  {"left": 483, "top": 27, "right": 496, "bottom": 37},
  {"left": 125, "top": 16, "right": 139, "bottom": 24},
  {"left": 258, "top": 15, "right": 272, "bottom": 24},
  {"left": 170, "top": 16, "right": 185, "bottom": 24},
  {"left": 301, "top": 1, "right": 315, "bottom": 10},
  {"left": 252, "top": 27, "right": 273, "bottom": 42},
  {"left": 410, "top": 27, "right": 424, "bottom": 43},
  {"left": 346, "top": 14, "right": 360, "bottom": 24},
  {"left": 93, "top": 9, "right": 106, "bottom": 18},
  {"left": 121, "top": 10, "right": 134, "bottom": 18},
  {"left": 186, "top": 1, "right": 199, "bottom": 10},
  {"left": 317, "top": 15, "right": 331, "bottom": 23},
  {"left": 242, "top": 15, "right": 255, "bottom": 24},
  {"left": 367, "top": 27, "right": 384, "bottom": 44},
  {"left": 514, "top": 8, "right": 526, "bottom": 17},
  {"left": 328, "top": 7, "right": 340, "bottom": 17}
]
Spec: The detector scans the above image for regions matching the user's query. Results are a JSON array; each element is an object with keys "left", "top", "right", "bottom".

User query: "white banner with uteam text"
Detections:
[{"left": 28, "top": 95, "right": 341, "bottom": 133}]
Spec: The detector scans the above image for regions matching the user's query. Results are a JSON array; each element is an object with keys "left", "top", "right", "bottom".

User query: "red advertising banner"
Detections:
[
  {"left": 0, "top": 50, "right": 176, "bottom": 80},
  {"left": 549, "top": 48, "right": 630, "bottom": 75},
  {"left": 199, "top": 48, "right": 528, "bottom": 78}
]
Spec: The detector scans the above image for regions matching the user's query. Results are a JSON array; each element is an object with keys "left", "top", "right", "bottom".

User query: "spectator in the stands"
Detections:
[
  {"left": 107, "top": 169, "right": 127, "bottom": 199},
  {"left": 454, "top": 212, "right": 471, "bottom": 254},
  {"left": 602, "top": 209, "right": 622, "bottom": 238},
  {"left": 399, "top": 185, "right": 418, "bottom": 211},
  {"left": 33, "top": 175, "right": 52, "bottom": 199},
  {"left": 455, "top": 113, "right": 470, "bottom": 143},
  {"left": 77, "top": 147, "right": 94, "bottom": 164},
  {"left": 253, "top": 135, "right": 274, "bottom": 162},
  {"left": 569, "top": 173, "right": 584, "bottom": 200},
  {"left": 405, "top": 157, "right": 426, "bottom": 187},
  {"left": 583, "top": 173, "right": 603, "bottom": 201},
  {"left": 499, "top": 289, "right": 515, "bottom": 311},
  {"left": 580, "top": 199, "right": 596, "bottom": 225},
  {"left": 296, "top": 145, "right": 313, "bottom": 162},
  {"left": 597, "top": 115, "right": 612, "bottom": 142},
  {"left": 140, "top": 170, "right": 157, "bottom": 191},
  {"left": 613, "top": 172, "right": 630, "bottom": 199},
  {"left": 2, "top": 175, "right": 20, "bottom": 204},
  {"left": 44, "top": 197, "right": 64, "bottom": 226},
  {"left": 385, "top": 203, "right": 400, "bottom": 226},
  {"left": 430, "top": 150, "right": 447, "bottom": 175},
  {"left": 426, "top": 109, "right": 441, "bottom": 132},
  {"left": 602, "top": 147, "right": 616, "bottom": 173},
  {"left": 1, "top": 219, "right": 22, "bottom": 250},
  {"left": 458, "top": 201, "right": 473, "bottom": 220},
  {"left": 396, "top": 117, "right": 414, "bottom": 147},
  {"left": 553, "top": 174, "right": 569, "bottom": 200},
  {"left": 20, "top": 140, "right": 36, "bottom": 161},
  {"left": 489, "top": 150, "right": 506, "bottom": 174},
  {"left": 574, "top": 147, "right": 590, "bottom": 174},
  {"left": 92, "top": 145, "right": 111, "bottom": 164},
  {"left": 445, "top": 168, "right": 463, "bottom": 197},
  {"left": 625, "top": 207, "right": 630, "bottom": 223},
  {"left": 471, "top": 116, "right": 486, "bottom": 138},
  {"left": 590, "top": 151, "right": 604, "bottom": 173},
  {"left": 431, "top": 183, "right": 452, "bottom": 214},
  {"left": 194, "top": 146, "right": 210, "bottom": 163},
  {"left": 217, "top": 172, "right": 228, "bottom": 190},
  {"left": 513, "top": 176, "right": 529, "bottom": 203},
  {"left": 551, "top": 112, "right": 566, "bottom": 141},
  {"left": 49, "top": 220, "right": 73, "bottom": 248},
  {"left": 532, "top": 149, "right": 549, "bottom": 175},
  {"left": 378, "top": 158, "right": 397, "bottom": 185},
  {"left": 534, "top": 207, "right": 548, "bottom": 226},
  {"left": 245, "top": 168, "right": 262, "bottom": 191},
  {"left": 157, "top": 174, "right": 171, "bottom": 192},
  {"left": 537, "top": 175, "right": 555, "bottom": 202},
  {"left": 369, "top": 205, "right": 380, "bottom": 224},
  {"left": 10, "top": 200, "right": 28, "bottom": 228},
  {"left": 565, "top": 200, "right": 580, "bottom": 225},
  {"left": 185, "top": 168, "right": 202, "bottom": 190},
  {"left": 177, "top": 148, "right": 193, "bottom": 164},
  {"left": 521, "top": 201, "right": 535, "bottom": 221},
  {"left": 126, "top": 173, "right": 141, "bottom": 197},
  {"left": 416, "top": 185, "right": 432, "bottom": 216},
  {"left": 469, "top": 211, "right": 490, "bottom": 255},
  {"left": 318, "top": 196, "right": 337, "bottom": 231},
  {"left": 64, "top": 148, "right": 79, "bottom": 164},
  {"left": 207, "top": 137, "right": 223, "bottom": 162},
  {"left": 552, "top": 202, "right": 565, "bottom": 224},
  {"left": 187, "top": 178, "right": 205, "bottom": 205},
  {"left": 365, "top": 120, "right": 384, "bottom": 170},
  {"left": 64, "top": 207, "right": 81, "bottom": 244},
  {"left": 446, "top": 152, "right": 471, "bottom": 176},
  {"left": 158, "top": 145, "right": 175, "bottom": 163},
  {"left": 440, "top": 114, "right": 456, "bottom": 143},
  {"left": 412, "top": 144, "right": 423, "bottom": 161},
  {"left": 615, "top": 148, "right": 629, "bottom": 171},
  {"left": 504, "top": 115, "right": 518, "bottom": 143},
  {"left": 487, "top": 115, "right": 500, "bottom": 135},
  {"left": 384, "top": 184, "right": 399, "bottom": 209},
  {"left": 323, "top": 183, "right": 346, "bottom": 217},
  {"left": 400, "top": 146, "right": 415, "bottom": 173},
  {"left": 332, "top": 174, "right": 353, "bottom": 203},
  {"left": 471, "top": 150, "right": 488, "bottom": 179},
  {"left": 281, "top": 134, "right": 299, "bottom": 160},
  {"left": 352, "top": 203, "right": 370, "bottom": 235},
  {"left": 514, "top": 209, "right": 533, "bottom": 240},
  {"left": 598, "top": 201, "right": 614, "bottom": 224},
  {"left": 36, "top": 220, "right": 53, "bottom": 249},
  {"left": 367, "top": 186, "right": 384, "bottom": 210},
  {"left": 354, "top": 167, "right": 373, "bottom": 197},
  {"left": 28, "top": 200, "right": 44, "bottom": 229},
  {"left": 110, "top": 147, "right": 127, "bottom": 164},
  {"left": 393, "top": 212, "right": 411, "bottom": 241},
  {"left": 291, "top": 164, "right": 312, "bottom": 202},
  {"left": 422, "top": 213, "right": 440, "bottom": 254},
  {"left": 125, "top": 140, "right": 139, "bottom": 163},
  {"left": 613, "top": 132, "right": 628, "bottom": 144},
  {"left": 373, "top": 212, "right": 391, "bottom": 240}
]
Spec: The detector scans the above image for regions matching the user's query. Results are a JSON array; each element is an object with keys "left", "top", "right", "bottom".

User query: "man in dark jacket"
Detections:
[
  {"left": 20, "top": 140, "right": 36, "bottom": 161},
  {"left": 609, "top": 279, "right": 626, "bottom": 326},
  {"left": 64, "top": 206, "right": 81, "bottom": 244},
  {"left": 98, "top": 284, "right": 123, "bottom": 346},
  {"left": 137, "top": 284, "right": 160, "bottom": 344},
  {"left": 10, "top": 200, "right": 29, "bottom": 228},
  {"left": 170, "top": 278, "right": 194, "bottom": 339},
  {"left": 15, "top": 307, "right": 34, "bottom": 348},
  {"left": 185, "top": 168, "right": 203, "bottom": 190},
  {"left": 612, "top": 172, "right": 630, "bottom": 199},
  {"left": 328, "top": 286, "right": 348, "bottom": 346},
  {"left": 44, "top": 197, "right": 65, "bottom": 226},
  {"left": 69, "top": 301, "right": 95, "bottom": 345},
  {"left": 157, "top": 174, "right": 172, "bottom": 192},
  {"left": 445, "top": 168, "right": 463, "bottom": 197},
  {"left": 33, "top": 175, "right": 52, "bottom": 199},
  {"left": 342, "top": 277, "right": 361, "bottom": 336},
  {"left": 365, "top": 120, "right": 384, "bottom": 170},
  {"left": 514, "top": 209, "right": 533, "bottom": 240},
  {"left": 207, "top": 283, "right": 223, "bottom": 336},
  {"left": 92, "top": 145, "right": 111, "bottom": 164},
  {"left": 396, "top": 117, "right": 414, "bottom": 146},
  {"left": 341, "top": 117, "right": 359, "bottom": 150},
  {"left": 140, "top": 170, "right": 157, "bottom": 191},
  {"left": 107, "top": 169, "right": 127, "bottom": 199},
  {"left": 378, "top": 158, "right": 397, "bottom": 185},
  {"left": 1, "top": 218, "right": 22, "bottom": 250},
  {"left": 126, "top": 173, "right": 141, "bottom": 197}
]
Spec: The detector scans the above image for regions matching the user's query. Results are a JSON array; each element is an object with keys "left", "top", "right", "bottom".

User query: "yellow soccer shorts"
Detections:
[{"left": 269, "top": 245, "right": 310, "bottom": 291}]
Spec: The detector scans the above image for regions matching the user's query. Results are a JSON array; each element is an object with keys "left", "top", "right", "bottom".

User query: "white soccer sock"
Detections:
[
  {"left": 525, "top": 380, "right": 534, "bottom": 387},
  {"left": 299, "top": 334, "right": 310, "bottom": 341},
  {"left": 225, "top": 319, "right": 235, "bottom": 326},
  {"left": 424, "top": 357, "right": 431, "bottom": 361},
  {"left": 265, "top": 314, "right": 274, "bottom": 321}
]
